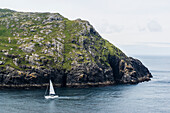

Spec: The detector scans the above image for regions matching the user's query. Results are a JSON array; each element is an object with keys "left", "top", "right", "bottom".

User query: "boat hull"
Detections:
[{"left": 45, "top": 95, "right": 59, "bottom": 99}]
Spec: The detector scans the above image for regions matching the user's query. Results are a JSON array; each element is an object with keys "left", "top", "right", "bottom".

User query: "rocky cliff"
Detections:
[{"left": 0, "top": 9, "right": 152, "bottom": 88}]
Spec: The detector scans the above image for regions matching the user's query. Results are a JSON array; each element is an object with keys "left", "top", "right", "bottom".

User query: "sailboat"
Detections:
[{"left": 45, "top": 80, "right": 59, "bottom": 99}]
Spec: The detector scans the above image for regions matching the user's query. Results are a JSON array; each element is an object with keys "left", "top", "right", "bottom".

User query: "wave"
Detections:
[
  {"left": 150, "top": 70, "right": 170, "bottom": 73},
  {"left": 154, "top": 80, "right": 170, "bottom": 84},
  {"left": 57, "top": 96, "right": 85, "bottom": 100}
]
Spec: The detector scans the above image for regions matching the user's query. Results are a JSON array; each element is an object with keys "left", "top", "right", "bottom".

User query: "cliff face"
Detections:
[{"left": 0, "top": 9, "right": 152, "bottom": 88}]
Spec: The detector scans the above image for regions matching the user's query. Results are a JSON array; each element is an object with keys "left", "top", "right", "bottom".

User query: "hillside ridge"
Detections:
[{"left": 0, "top": 8, "right": 152, "bottom": 88}]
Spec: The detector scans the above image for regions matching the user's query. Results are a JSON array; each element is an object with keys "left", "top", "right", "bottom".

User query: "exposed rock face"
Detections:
[{"left": 0, "top": 9, "right": 152, "bottom": 88}]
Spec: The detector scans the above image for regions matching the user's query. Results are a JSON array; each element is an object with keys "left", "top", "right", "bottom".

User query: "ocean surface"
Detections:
[{"left": 0, "top": 55, "right": 170, "bottom": 113}]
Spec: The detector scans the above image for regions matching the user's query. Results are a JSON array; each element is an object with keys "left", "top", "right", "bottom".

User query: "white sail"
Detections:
[{"left": 49, "top": 80, "right": 55, "bottom": 95}]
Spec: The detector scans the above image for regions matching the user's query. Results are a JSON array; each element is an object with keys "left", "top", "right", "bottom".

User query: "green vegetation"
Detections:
[
  {"left": 0, "top": 8, "right": 126, "bottom": 72},
  {"left": 0, "top": 8, "right": 15, "bottom": 12}
]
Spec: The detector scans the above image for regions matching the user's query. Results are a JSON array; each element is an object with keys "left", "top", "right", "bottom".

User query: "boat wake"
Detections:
[{"left": 56, "top": 96, "right": 85, "bottom": 100}]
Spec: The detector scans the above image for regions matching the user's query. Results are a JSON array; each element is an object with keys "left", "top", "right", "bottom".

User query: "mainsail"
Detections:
[{"left": 49, "top": 80, "right": 55, "bottom": 95}]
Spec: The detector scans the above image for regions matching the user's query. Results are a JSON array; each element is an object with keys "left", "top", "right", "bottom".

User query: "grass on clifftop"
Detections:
[{"left": 0, "top": 9, "right": 127, "bottom": 71}]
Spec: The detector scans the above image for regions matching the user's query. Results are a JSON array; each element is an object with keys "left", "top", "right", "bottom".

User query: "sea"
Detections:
[{"left": 0, "top": 55, "right": 170, "bottom": 113}]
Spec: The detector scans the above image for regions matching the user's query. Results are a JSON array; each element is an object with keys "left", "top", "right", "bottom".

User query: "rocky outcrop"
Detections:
[
  {"left": 0, "top": 8, "right": 152, "bottom": 88},
  {"left": 109, "top": 56, "right": 152, "bottom": 84}
]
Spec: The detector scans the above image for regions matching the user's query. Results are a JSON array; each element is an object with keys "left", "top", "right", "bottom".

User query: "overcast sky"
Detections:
[{"left": 1, "top": 0, "right": 170, "bottom": 56}]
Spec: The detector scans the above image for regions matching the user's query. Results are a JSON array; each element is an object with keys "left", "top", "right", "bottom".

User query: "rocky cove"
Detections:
[{"left": 0, "top": 9, "right": 152, "bottom": 88}]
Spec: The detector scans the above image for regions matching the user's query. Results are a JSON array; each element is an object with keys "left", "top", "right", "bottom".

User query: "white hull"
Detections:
[{"left": 45, "top": 95, "right": 59, "bottom": 99}]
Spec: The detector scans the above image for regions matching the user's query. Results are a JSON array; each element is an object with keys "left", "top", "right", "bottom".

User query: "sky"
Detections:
[{"left": 1, "top": 0, "right": 170, "bottom": 56}]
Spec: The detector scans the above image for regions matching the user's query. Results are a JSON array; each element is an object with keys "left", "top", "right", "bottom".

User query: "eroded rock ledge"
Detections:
[{"left": 0, "top": 55, "right": 152, "bottom": 88}]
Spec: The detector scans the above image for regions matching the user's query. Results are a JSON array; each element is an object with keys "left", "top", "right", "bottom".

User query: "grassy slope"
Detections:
[{"left": 0, "top": 9, "right": 126, "bottom": 71}]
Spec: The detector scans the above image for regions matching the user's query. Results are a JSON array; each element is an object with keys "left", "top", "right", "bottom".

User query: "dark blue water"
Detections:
[{"left": 0, "top": 56, "right": 170, "bottom": 113}]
